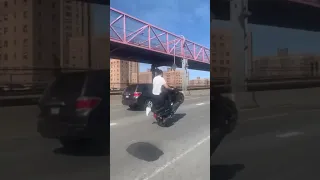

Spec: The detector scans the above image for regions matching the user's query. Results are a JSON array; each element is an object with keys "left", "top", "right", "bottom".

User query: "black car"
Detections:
[
  {"left": 122, "top": 84, "right": 154, "bottom": 110},
  {"left": 37, "top": 70, "right": 109, "bottom": 154}
]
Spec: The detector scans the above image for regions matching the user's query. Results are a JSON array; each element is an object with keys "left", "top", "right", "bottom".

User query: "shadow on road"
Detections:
[
  {"left": 126, "top": 108, "right": 141, "bottom": 111},
  {"left": 211, "top": 164, "right": 245, "bottom": 180},
  {"left": 165, "top": 113, "right": 186, "bottom": 127},
  {"left": 126, "top": 142, "right": 164, "bottom": 162}
]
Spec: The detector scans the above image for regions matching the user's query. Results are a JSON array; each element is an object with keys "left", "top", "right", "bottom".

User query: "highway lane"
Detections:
[
  {"left": 110, "top": 96, "right": 210, "bottom": 180},
  {"left": 0, "top": 95, "right": 210, "bottom": 180},
  {"left": 212, "top": 107, "right": 320, "bottom": 180},
  {"left": 1, "top": 95, "right": 320, "bottom": 179}
]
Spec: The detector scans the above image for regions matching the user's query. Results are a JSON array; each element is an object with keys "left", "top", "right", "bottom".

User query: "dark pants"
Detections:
[{"left": 153, "top": 92, "right": 172, "bottom": 112}]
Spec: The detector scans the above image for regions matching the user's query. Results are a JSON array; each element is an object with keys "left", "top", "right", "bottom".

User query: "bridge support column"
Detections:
[
  {"left": 230, "top": 0, "right": 258, "bottom": 109},
  {"left": 181, "top": 59, "right": 189, "bottom": 95}
]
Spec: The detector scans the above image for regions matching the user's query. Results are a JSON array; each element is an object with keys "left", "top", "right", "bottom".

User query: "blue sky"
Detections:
[
  {"left": 213, "top": 20, "right": 320, "bottom": 56},
  {"left": 110, "top": 0, "right": 210, "bottom": 80},
  {"left": 93, "top": 2, "right": 320, "bottom": 80}
]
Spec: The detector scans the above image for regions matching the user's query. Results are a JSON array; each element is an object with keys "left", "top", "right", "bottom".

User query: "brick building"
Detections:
[
  {"left": 110, "top": 59, "right": 139, "bottom": 90},
  {"left": 0, "top": 0, "right": 90, "bottom": 84}
]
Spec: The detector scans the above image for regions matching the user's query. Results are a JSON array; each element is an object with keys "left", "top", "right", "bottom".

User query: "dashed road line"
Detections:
[
  {"left": 136, "top": 135, "right": 210, "bottom": 180},
  {"left": 196, "top": 103, "right": 205, "bottom": 106},
  {"left": 110, "top": 123, "right": 117, "bottom": 126},
  {"left": 276, "top": 131, "right": 304, "bottom": 138},
  {"left": 245, "top": 113, "right": 289, "bottom": 122}
]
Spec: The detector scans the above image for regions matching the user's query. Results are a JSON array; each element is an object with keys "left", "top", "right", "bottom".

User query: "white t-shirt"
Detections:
[{"left": 152, "top": 75, "right": 166, "bottom": 95}]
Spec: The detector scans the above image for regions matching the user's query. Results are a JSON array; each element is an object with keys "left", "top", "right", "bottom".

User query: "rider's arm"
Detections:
[{"left": 161, "top": 77, "right": 172, "bottom": 89}]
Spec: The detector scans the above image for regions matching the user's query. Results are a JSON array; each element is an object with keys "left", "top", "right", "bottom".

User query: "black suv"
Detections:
[
  {"left": 37, "top": 70, "right": 109, "bottom": 153},
  {"left": 122, "top": 84, "right": 154, "bottom": 110}
]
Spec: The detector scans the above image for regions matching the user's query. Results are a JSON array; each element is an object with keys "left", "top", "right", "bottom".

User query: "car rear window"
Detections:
[
  {"left": 50, "top": 72, "right": 86, "bottom": 96},
  {"left": 124, "top": 85, "right": 137, "bottom": 93},
  {"left": 137, "top": 84, "right": 152, "bottom": 92}
]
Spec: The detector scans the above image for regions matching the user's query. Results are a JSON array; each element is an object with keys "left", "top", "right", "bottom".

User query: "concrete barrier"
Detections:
[
  {"left": 225, "top": 87, "right": 320, "bottom": 109},
  {"left": 254, "top": 87, "right": 320, "bottom": 108}
]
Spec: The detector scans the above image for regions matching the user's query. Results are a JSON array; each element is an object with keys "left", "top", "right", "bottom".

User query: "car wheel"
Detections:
[{"left": 144, "top": 99, "right": 153, "bottom": 110}]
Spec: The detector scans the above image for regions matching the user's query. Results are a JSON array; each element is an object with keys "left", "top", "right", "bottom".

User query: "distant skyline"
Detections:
[{"left": 110, "top": 0, "right": 210, "bottom": 80}]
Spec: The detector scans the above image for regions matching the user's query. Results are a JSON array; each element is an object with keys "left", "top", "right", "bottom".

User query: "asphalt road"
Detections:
[
  {"left": 1, "top": 95, "right": 320, "bottom": 180},
  {"left": 213, "top": 106, "right": 320, "bottom": 180}
]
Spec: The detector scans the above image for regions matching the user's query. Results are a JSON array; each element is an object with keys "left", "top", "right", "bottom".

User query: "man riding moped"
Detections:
[{"left": 150, "top": 69, "right": 174, "bottom": 115}]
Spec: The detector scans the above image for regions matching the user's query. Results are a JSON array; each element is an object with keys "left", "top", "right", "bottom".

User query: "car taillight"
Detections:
[
  {"left": 133, "top": 92, "right": 142, "bottom": 98},
  {"left": 76, "top": 97, "right": 101, "bottom": 110},
  {"left": 153, "top": 113, "right": 157, "bottom": 118}
]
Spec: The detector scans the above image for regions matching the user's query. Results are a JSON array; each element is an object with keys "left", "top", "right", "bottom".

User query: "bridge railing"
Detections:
[{"left": 110, "top": 7, "right": 210, "bottom": 64}]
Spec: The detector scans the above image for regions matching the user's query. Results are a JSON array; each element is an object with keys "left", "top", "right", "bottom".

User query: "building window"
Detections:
[
  {"left": 38, "top": 52, "right": 41, "bottom": 60},
  {"left": 65, "top": 5, "right": 72, "bottom": 11},
  {"left": 23, "top": 25, "right": 28, "bottom": 32},
  {"left": 23, "top": 52, "right": 28, "bottom": 60},
  {"left": 23, "top": 11, "right": 28, "bottom": 18},
  {"left": 226, "top": 60, "right": 230, "bottom": 64},
  {"left": 52, "top": 14, "right": 56, "bottom": 21},
  {"left": 220, "top": 60, "right": 224, "bottom": 65},
  {"left": 4, "top": 1, "right": 8, "bottom": 8},
  {"left": 23, "top": 39, "right": 28, "bottom": 46},
  {"left": 226, "top": 52, "right": 230, "bottom": 56},
  {"left": 65, "top": 12, "right": 72, "bottom": 17},
  {"left": 220, "top": 35, "right": 224, "bottom": 40},
  {"left": 52, "top": 2, "right": 56, "bottom": 8},
  {"left": 4, "top": 41, "right": 8, "bottom": 47},
  {"left": 4, "top": 15, "right": 8, "bottom": 21},
  {"left": 38, "top": 0, "right": 41, "bottom": 4},
  {"left": 4, "top": 53, "right": 8, "bottom": 61},
  {"left": 24, "top": 0, "right": 27, "bottom": 4}
]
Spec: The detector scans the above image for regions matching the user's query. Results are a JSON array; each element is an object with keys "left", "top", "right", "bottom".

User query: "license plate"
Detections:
[
  {"left": 126, "top": 95, "right": 129, "bottom": 98},
  {"left": 50, "top": 107, "right": 60, "bottom": 115}
]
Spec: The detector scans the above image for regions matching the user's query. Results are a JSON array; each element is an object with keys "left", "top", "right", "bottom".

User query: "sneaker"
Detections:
[{"left": 146, "top": 107, "right": 151, "bottom": 116}]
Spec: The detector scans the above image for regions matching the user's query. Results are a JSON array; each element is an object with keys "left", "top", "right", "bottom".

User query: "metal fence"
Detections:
[
  {"left": 110, "top": 83, "right": 210, "bottom": 91},
  {"left": 0, "top": 68, "right": 90, "bottom": 96}
]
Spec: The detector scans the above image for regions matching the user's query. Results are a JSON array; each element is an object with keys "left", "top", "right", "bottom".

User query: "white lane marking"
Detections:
[
  {"left": 298, "top": 109, "right": 320, "bottom": 113},
  {"left": 245, "top": 113, "right": 289, "bottom": 121},
  {"left": 138, "top": 135, "right": 210, "bottom": 180},
  {"left": 196, "top": 103, "right": 205, "bottom": 106},
  {"left": 110, "top": 123, "right": 117, "bottom": 126},
  {"left": 276, "top": 131, "right": 304, "bottom": 138}
]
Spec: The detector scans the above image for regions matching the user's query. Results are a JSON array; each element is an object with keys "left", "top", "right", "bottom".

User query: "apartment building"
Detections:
[
  {"left": 252, "top": 48, "right": 320, "bottom": 78},
  {"left": 0, "top": 0, "right": 89, "bottom": 84},
  {"left": 138, "top": 68, "right": 189, "bottom": 87},
  {"left": 189, "top": 77, "right": 210, "bottom": 86},
  {"left": 211, "top": 29, "right": 252, "bottom": 79},
  {"left": 139, "top": 69, "right": 152, "bottom": 83},
  {"left": 69, "top": 36, "right": 109, "bottom": 69},
  {"left": 110, "top": 59, "right": 139, "bottom": 90}
]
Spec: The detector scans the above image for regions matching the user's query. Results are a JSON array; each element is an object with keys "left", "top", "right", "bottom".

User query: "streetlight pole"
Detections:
[
  {"left": 230, "top": 0, "right": 258, "bottom": 108},
  {"left": 87, "top": 3, "right": 92, "bottom": 69}
]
